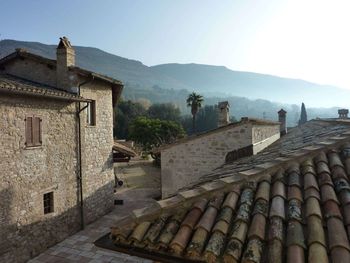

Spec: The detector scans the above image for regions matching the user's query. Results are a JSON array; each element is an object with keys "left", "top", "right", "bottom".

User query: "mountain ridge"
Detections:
[{"left": 0, "top": 39, "right": 349, "bottom": 108}]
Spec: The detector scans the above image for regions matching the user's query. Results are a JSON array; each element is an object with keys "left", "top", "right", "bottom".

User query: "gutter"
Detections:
[{"left": 76, "top": 76, "right": 95, "bottom": 230}]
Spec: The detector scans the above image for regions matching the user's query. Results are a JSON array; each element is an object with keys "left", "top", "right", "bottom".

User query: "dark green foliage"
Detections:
[
  {"left": 129, "top": 117, "right": 185, "bottom": 152},
  {"left": 148, "top": 103, "right": 181, "bottom": 123},
  {"left": 186, "top": 92, "right": 204, "bottom": 133},
  {"left": 114, "top": 100, "right": 147, "bottom": 139},
  {"left": 299, "top": 102, "right": 308, "bottom": 125}
]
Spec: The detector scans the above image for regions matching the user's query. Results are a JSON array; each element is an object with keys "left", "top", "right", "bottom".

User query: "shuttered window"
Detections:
[{"left": 25, "top": 116, "right": 42, "bottom": 147}]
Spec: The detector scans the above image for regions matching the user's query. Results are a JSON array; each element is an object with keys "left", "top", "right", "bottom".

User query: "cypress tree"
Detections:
[{"left": 299, "top": 102, "right": 307, "bottom": 125}]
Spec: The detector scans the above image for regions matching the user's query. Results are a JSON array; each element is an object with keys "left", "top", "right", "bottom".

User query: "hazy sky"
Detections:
[{"left": 2, "top": 0, "right": 350, "bottom": 89}]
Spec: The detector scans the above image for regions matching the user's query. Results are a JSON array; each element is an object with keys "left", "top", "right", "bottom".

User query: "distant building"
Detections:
[
  {"left": 0, "top": 37, "right": 123, "bottom": 262},
  {"left": 154, "top": 110, "right": 281, "bottom": 198}
]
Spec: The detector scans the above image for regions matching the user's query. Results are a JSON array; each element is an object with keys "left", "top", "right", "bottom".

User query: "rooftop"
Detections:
[
  {"left": 99, "top": 120, "right": 350, "bottom": 263},
  {"left": 0, "top": 73, "right": 89, "bottom": 102}
]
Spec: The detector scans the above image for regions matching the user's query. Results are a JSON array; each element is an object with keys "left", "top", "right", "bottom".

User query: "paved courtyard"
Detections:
[{"left": 29, "top": 160, "right": 160, "bottom": 263}]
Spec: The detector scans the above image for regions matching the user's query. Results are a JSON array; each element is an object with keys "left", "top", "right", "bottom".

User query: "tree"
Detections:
[
  {"left": 298, "top": 102, "right": 308, "bottom": 125},
  {"left": 114, "top": 100, "right": 147, "bottom": 139},
  {"left": 186, "top": 92, "right": 204, "bottom": 133},
  {"left": 148, "top": 103, "right": 181, "bottom": 123},
  {"left": 129, "top": 117, "right": 185, "bottom": 152}
]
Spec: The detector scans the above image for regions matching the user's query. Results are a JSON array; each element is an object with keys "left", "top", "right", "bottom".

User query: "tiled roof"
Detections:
[
  {"left": 152, "top": 117, "right": 280, "bottom": 154},
  {"left": 192, "top": 120, "right": 350, "bottom": 187},
  {"left": 113, "top": 141, "right": 137, "bottom": 157},
  {"left": 0, "top": 49, "right": 123, "bottom": 86},
  {"left": 108, "top": 135, "right": 350, "bottom": 263},
  {"left": 0, "top": 73, "right": 88, "bottom": 102}
]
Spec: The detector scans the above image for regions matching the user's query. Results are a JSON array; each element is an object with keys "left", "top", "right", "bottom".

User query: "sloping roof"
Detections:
[
  {"left": 0, "top": 49, "right": 123, "bottom": 86},
  {"left": 153, "top": 117, "right": 280, "bottom": 153},
  {"left": 192, "top": 120, "right": 350, "bottom": 187},
  {"left": 108, "top": 132, "right": 350, "bottom": 263},
  {"left": 0, "top": 73, "right": 89, "bottom": 102},
  {"left": 113, "top": 142, "right": 137, "bottom": 157}
]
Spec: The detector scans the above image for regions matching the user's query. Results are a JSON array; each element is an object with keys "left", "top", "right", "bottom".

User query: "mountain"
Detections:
[
  {"left": 0, "top": 39, "right": 348, "bottom": 111},
  {"left": 150, "top": 63, "right": 350, "bottom": 107},
  {"left": 0, "top": 39, "right": 189, "bottom": 91}
]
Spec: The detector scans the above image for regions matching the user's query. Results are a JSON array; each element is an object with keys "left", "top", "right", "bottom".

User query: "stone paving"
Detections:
[{"left": 29, "top": 161, "right": 160, "bottom": 263}]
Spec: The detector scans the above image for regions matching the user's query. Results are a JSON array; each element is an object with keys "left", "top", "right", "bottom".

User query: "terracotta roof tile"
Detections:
[
  {"left": 270, "top": 196, "right": 286, "bottom": 220},
  {"left": 288, "top": 171, "right": 302, "bottom": 187},
  {"left": 247, "top": 213, "right": 266, "bottom": 240},
  {"left": 129, "top": 222, "right": 151, "bottom": 243},
  {"left": 332, "top": 166, "right": 348, "bottom": 181},
  {"left": 314, "top": 152, "right": 328, "bottom": 165},
  {"left": 328, "top": 152, "right": 344, "bottom": 169},
  {"left": 267, "top": 239, "right": 283, "bottom": 263},
  {"left": 288, "top": 199, "right": 302, "bottom": 221},
  {"left": 317, "top": 162, "right": 331, "bottom": 175},
  {"left": 320, "top": 184, "right": 339, "bottom": 204},
  {"left": 196, "top": 206, "right": 218, "bottom": 232},
  {"left": 286, "top": 220, "right": 306, "bottom": 248},
  {"left": 286, "top": 245, "right": 305, "bottom": 263},
  {"left": 330, "top": 247, "right": 350, "bottom": 263},
  {"left": 306, "top": 197, "right": 322, "bottom": 218},
  {"left": 109, "top": 143, "right": 350, "bottom": 263},
  {"left": 204, "top": 231, "right": 226, "bottom": 263},
  {"left": 304, "top": 173, "right": 319, "bottom": 191},
  {"left": 272, "top": 181, "right": 287, "bottom": 199},
  {"left": 242, "top": 239, "right": 263, "bottom": 263},
  {"left": 305, "top": 187, "right": 321, "bottom": 201},
  {"left": 343, "top": 203, "right": 350, "bottom": 225},
  {"left": 187, "top": 228, "right": 209, "bottom": 259},
  {"left": 254, "top": 181, "right": 270, "bottom": 202},
  {"left": 288, "top": 186, "right": 303, "bottom": 202},
  {"left": 224, "top": 238, "right": 243, "bottom": 263},
  {"left": 169, "top": 225, "right": 192, "bottom": 254},
  {"left": 323, "top": 200, "right": 342, "bottom": 220},
  {"left": 317, "top": 172, "right": 334, "bottom": 187},
  {"left": 306, "top": 215, "right": 326, "bottom": 246},
  {"left": 222, "top": 192, "right": 240, "bottom": 210},
  {"left": 230, "top": 220, "right": 249, "bottom": 243},
  {"left": 327, "top": 217, "right": 350, "bottom": 251},
  {"left": 268, "top": 217, "right": 284, "bottom": 242},
  {"left": 308, "top": 243, "right": 328, "bottom": 263}
]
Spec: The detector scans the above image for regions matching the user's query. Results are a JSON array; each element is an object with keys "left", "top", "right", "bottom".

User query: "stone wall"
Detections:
[
  {"left": 160, "top": 122, "right": 280, "bottom": 198},
  {"left": 252, "top": 124, "right": 280, "bottom": 154},
  {"left": 0, "top": 94, "right": 80, "bottom": 263},
  {"left": 80, "top": 79, "right": 115, "bottom": 223},
  {"left": 161, "top": 123, "right": 252, "bottom": 198}
]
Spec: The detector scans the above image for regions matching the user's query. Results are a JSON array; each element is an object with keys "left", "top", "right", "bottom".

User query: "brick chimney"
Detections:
[
  {"left": 56, "top": 37, "right": 75, "bottom": 92},
  {"left": 278, "top": 109, "right": 287, "bottom": 135},
  {"left": 338, "top": 109, "right": 349, "bottom": 119},
  {"left": 218, "top": 101, "right": 230, "bottom": 127}
]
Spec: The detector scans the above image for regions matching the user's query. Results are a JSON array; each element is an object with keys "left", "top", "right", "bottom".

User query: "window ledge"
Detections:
[{"left": 24, "top": 146, "right": 43, "bottom": 150}]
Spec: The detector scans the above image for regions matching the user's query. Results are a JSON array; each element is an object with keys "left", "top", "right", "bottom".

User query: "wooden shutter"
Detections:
[
  {"left": 25, "top": 117, "right": 33, "bottom": 147},
  {"left": 91, "top": 101, "right": 96, "bottom": 125},
  {"left": 33, "top": 117, "right": 42, "bottom": 146}
]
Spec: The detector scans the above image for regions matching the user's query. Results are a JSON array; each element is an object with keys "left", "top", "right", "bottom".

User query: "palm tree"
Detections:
[{"left": 186, "top": 92, "right": 204, "bottom": 133}]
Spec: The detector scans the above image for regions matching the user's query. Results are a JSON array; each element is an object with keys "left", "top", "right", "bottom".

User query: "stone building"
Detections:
[
  {"left": 0, "top": 37, "right": 123, "bottom": 262},
  {"left": 155, "top": 116, "right": 280, "bottom": 198}
]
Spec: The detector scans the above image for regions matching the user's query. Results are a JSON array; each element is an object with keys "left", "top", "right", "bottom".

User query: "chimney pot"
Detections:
[
  {"left": 338, "top": 109, "right": 349, "bottom": 119},
  {"left": 56, "top": 37, "right": 75, "bottom": 92},
  {"left": 218, "top": 101, "right": 230, "bottom": 127},
  {"left": 278, "top": 109, "right": 287, "bottom": 135}
]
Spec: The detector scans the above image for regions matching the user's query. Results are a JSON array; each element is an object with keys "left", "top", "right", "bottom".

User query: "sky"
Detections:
[{"left": 2, "top": 0, "right": 350, "bottom": 90}]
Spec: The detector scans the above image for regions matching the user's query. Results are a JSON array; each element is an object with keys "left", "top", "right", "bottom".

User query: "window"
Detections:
[
  {"left": 86, "top": 101, "right": 96, "bottom": 126},
  {"left": 43, "top": 192, "right": 54, "bottom": 214},
  {"left": 25, "top": 116, "right": 42, "bottom": 147}
]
